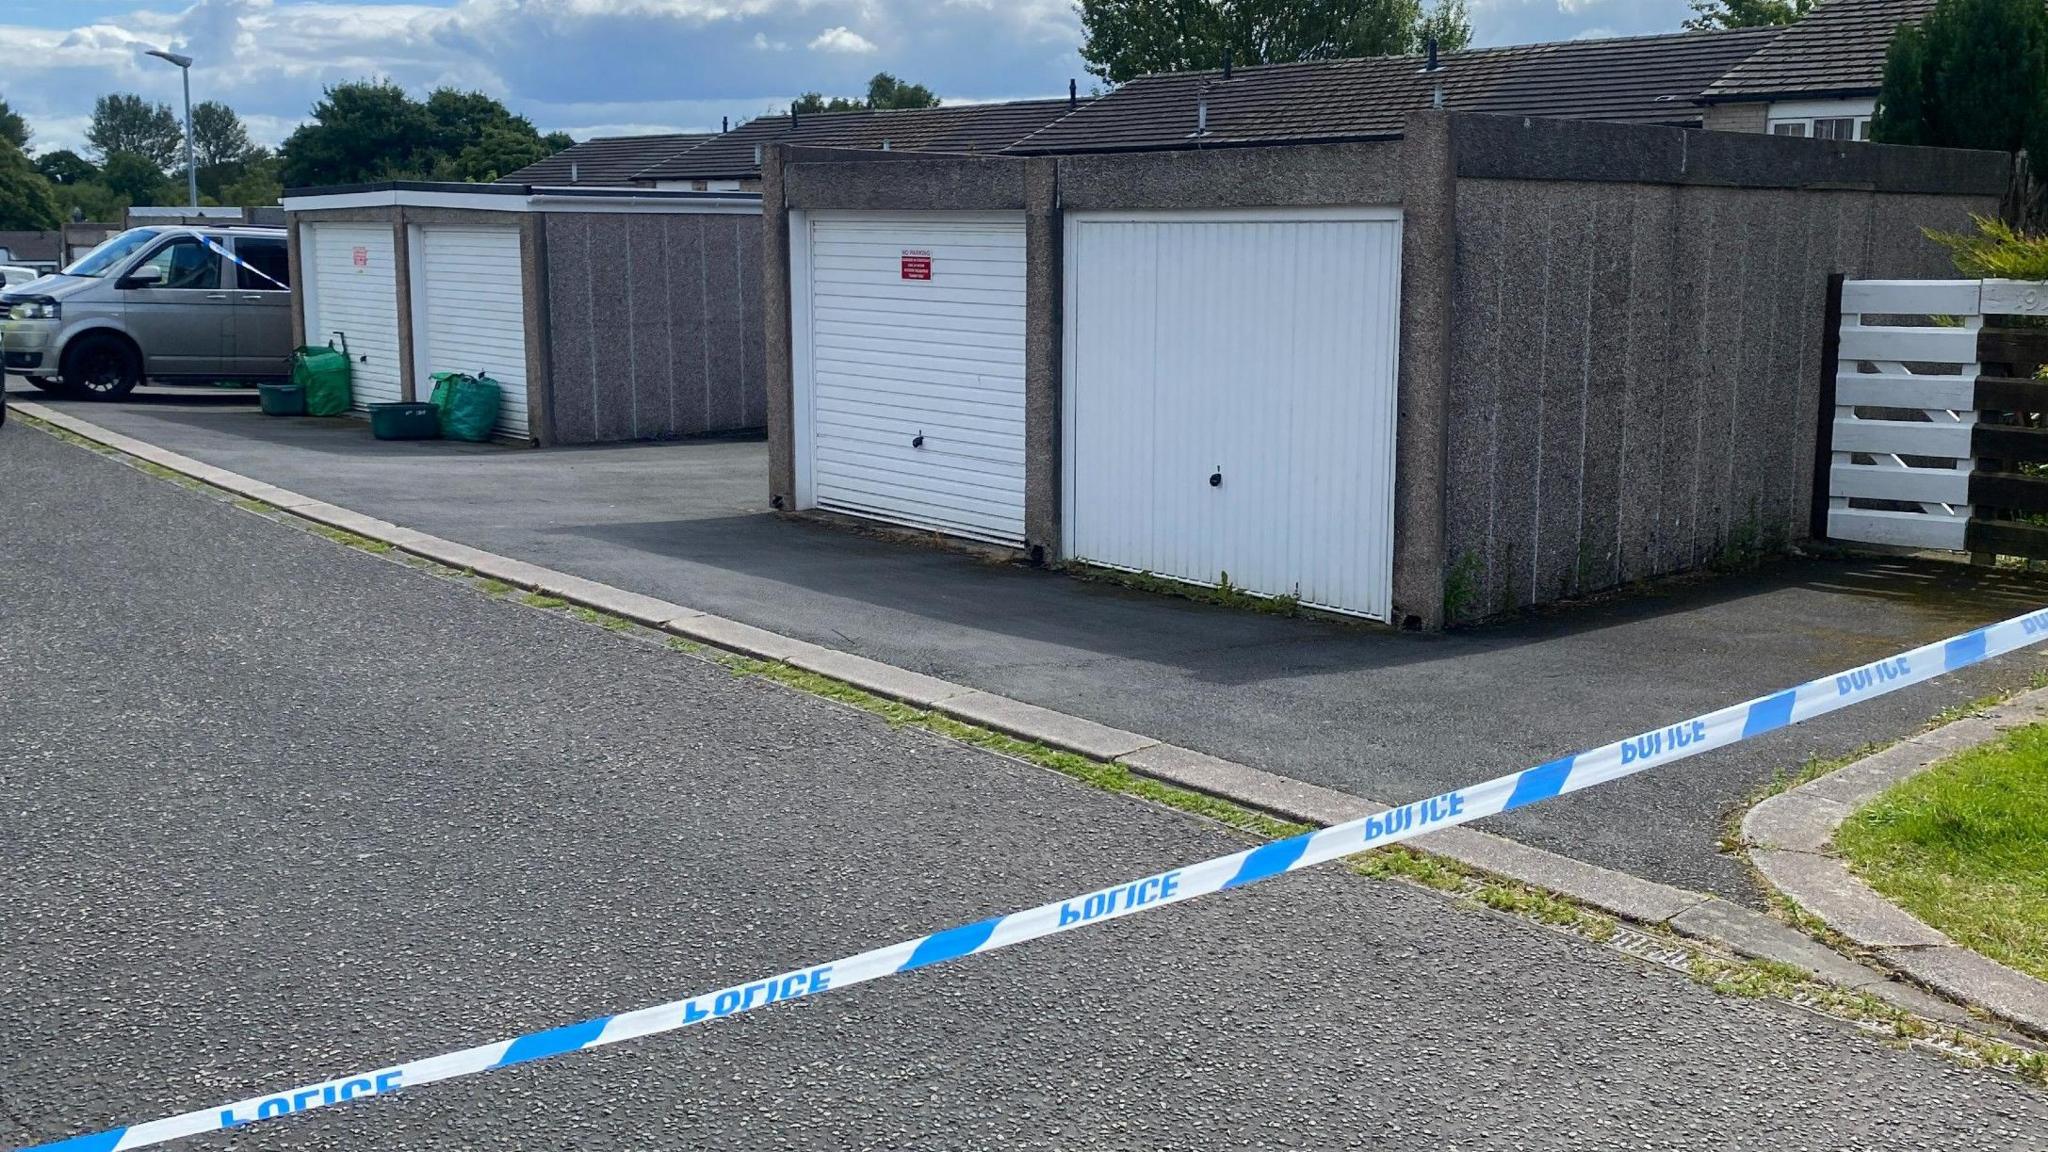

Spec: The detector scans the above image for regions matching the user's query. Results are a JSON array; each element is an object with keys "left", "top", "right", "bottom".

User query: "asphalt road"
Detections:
[
  {"left": 21, "top": 386, "right": 2048, "bottom": 906},
  {"left": 6, "top": 416, "right": 2048, "bottom": 1149}
]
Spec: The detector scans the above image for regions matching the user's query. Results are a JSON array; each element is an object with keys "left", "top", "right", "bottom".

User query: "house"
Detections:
[
  {"left": 498, "top": 133, "right": 715, "bottom": 188},
  {"left": 0, "top": 231, "right": 63, "bottom": 274},
  {"left": 1700, "top": 0, "right": 1934, "bottom": 139}
]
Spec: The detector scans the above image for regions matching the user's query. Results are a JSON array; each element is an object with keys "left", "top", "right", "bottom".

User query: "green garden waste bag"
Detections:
[
  {"left": 427, "top": 371, "right": 470, "bottom": 412},
  {"left": 293, "top": 339, "right": 353, "bottom": 417},
  {"left": 437, "top": 372, "right": 502, "bottom": 442}
]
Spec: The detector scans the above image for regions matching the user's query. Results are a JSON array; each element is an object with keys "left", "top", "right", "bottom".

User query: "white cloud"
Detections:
[
  {"left": 808, "top": 25, "right": 876, "bottom": 53},
  {"left": 752, "top": 31, "right": 787, "bottom": 50}
]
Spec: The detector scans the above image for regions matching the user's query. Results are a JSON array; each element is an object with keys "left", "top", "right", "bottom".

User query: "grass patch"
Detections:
[
  {"left": 232, "top": 497, "right": 270, "bottom": 514},
  {"left": 476, "top": 578, "right": 513, "bottom": 598},
  {"left": 1351, "top": 845, "right": 1471, "bottom": 893},
  {"left": 1835, "top": 722, "right": 2048, "bottom": 983},
  {"left": 572, "top": 606, "right": 633, "bottom": 631},
  {"left": 306, "top": 523, "right": 393, "bottom": 553},
  {"left": 521, "top": 592, "right": 567, "bottom": 610}
]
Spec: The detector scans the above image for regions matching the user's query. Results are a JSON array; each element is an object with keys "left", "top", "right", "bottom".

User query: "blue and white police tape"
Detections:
[{"left": 23, "top": 606, "right": 2048, "bottom": 1152}]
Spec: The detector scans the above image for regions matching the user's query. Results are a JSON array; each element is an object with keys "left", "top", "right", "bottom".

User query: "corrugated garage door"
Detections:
[
  {"left": 797, "top": 211, "right": 1026, "bottom": 545},
  {"left": 413, "top": 225, "right": 528, "bottom": 438},
  {"left": 303, "top": 223, "right": 400, "bottom": 412},
  {"left": 1063, "top": 209, "right": 1403, "bottom": 620}
]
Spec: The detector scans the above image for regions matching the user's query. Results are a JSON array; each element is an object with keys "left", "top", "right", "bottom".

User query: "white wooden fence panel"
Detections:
[
  {"left": 1841, "top": 279, "right": 1981, "bottom": 315},
  {"left": 1837, "top": 324, "right": 1979, "bottom": 364},
  {"left": 1829, "top": 462, "right": 1971, "bottom": 505},
  {"left": 1830, "top": 417, "right": 1974, "bottom": 458},
  {"left": 1834, "top": 371, "right": 1976, "bottom": 411},
  {"left": 1827, "top": 508, "right": 1969, "bottom": 550},
  {"left": 1979, "top": 279, "right": 2048, "bottom": 317}
]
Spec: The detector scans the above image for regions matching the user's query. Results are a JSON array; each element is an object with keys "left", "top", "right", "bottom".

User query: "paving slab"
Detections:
[
  {"left": 783, "top": 647, "right": 976, "bottom": 709},
  {"left": 939, "top": 691, "right": 1159, "bottom": 760},
  {"left": 1668, "top": 897, "right": 1887, "bottom": 989},
  {"left": 1419, "top": 827, "right": 1711, "bottom": 924},
  {"left": 531, "top": 571, "right": 705, "bottom": 627},
  {"left": 1116, "top": 743, "right": 1382, "bottom": 825},
  {"left": 1751, "top": 850, "right": 1951, "bottom": 949},
  {"left": 1883, "top": 946, "right": 2048, "bottom": 1038},
  {"left": 1742, "top": 790, "right": 1851, "bottom": 854}
]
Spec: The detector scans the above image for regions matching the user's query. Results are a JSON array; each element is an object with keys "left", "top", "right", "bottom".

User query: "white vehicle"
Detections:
[{"left": 0, "top": 265, "right": 39, "bottom": 290}]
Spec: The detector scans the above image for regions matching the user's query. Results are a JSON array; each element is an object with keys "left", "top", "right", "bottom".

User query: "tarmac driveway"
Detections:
[{"left": 17, "top": 382, "right": 2048, "bottom": 905}]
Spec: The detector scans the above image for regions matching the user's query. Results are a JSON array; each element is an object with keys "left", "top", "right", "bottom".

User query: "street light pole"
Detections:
[{"left": 145, "top": 49, "right": 197, "bottom": 208}]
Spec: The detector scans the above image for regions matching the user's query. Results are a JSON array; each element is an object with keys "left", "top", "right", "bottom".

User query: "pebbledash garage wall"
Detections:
[
  {"left": 282, "top": 183, "right": 767, "bottom": 445},
  {"left": 762, "top": 111, "right": 2008, "bottom": 629}
]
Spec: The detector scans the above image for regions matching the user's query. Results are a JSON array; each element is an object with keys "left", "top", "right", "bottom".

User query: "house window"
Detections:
[
  {"left": 1772, "top": 122, "right": 1808, "bottom": 137},
  {"left": 1814, "top": 117, "right": 1858, "bottom": 140}
]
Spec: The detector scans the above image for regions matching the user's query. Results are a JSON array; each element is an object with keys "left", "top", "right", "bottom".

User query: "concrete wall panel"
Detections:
[
  {"left": 1443, "top": 175, "right": 1999, "bottom": 617},
  {"left": 540, "top": 210, "right": 765, "bottom": 445}
]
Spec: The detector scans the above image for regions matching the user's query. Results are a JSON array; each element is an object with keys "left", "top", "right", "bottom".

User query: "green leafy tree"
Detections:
[
  {"left": 0, "top": 139, "right": 60, "bottom": 229},
  {"left": 280, "top": 80, "right": 557, "bottom": 186},
  {"left": 34, "top": 149, "right": 98, "bottom": 187},
  {"left": 792, "top": 72, "right": 942, "bottom": 115},
  {"left": 86, "top": 93, "right": 183, "bottom": 169},
  {"left": 100, "top": 151, "right": 173, "bottom": 205},
  {"left": 1872, "top": 0, "right": 2048, "bottom": 162},
  {"left": 1683, "top": 0, "right": 1814, "bottom": 31},
  {"left": 52, "top": 180, "right": 128, "bottom": 222},
  {"left": 1078, "top": 0, "right": 1471, "bottom": 85},
  {"left": 279, "top": 80, "right": 426, "bottom": 186},
  {"left": 219, "top": 148, "right": 284, "bottom": 206},
  {"left": 190, "top": 100, "right": 252, "bottom": 168},
  {"left": 0, "top": 95, "right": 29, "bottom": 151},
  {"left": 866, "top": 72, "right": 940, "bottom": 109},
  {"left": 543, "top": 130, "right": 576, "bottom": 152}
]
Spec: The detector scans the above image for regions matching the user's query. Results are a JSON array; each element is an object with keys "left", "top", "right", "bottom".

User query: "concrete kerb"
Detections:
[
  {"left": 1741, "top": 685, "right": 2048, "bottom": 1038},
  {"left": 10, "top": 399, "right": 1969, "bottom": 1024}
]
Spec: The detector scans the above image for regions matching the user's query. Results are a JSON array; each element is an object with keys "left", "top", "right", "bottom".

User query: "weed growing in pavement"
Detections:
[
  {"left": 305, "top": 523, "right": 392, "bottom": 554},
  {"left": 666, "top": 636, "right": 705, "bottom": 654},
  {"left": 521, "top": 592, "right": 567, "bottom": 610},
  {"left": 232, "top": 497, "right": 270, "bottom": 514},
  {"left": 1066, "top": 563, "right": 1307, "bottom": 619},
  {"left": 1351, "top": 846, "right": 1471, "bottom": 893},
  {"left": 476, "top": 578, "right": 513, "bottom": 598},
  {"left": 572, "top": 606, "right": 634, "bottom": 631}
]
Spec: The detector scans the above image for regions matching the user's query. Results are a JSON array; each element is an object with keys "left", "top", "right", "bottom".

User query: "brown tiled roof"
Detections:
[
  {"left": 0, "top": 230, "right": 61, "bottom": 262},
  {"left": 1009, "top": 28, "right": 1780, "bottom": 155},
  {"left": 499, "top": 133, "right": 714, "bottom": 186},
  {"left": 634, "top": 98, "right": 1079, "bottom": 181},
  {"left": 1702, "top": 0, "right": 1933, "bottom": 101}
]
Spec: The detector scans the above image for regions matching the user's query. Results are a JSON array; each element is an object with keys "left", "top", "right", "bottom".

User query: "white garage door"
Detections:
[
  {"left": 302, "top": 223, "right": 401, "bottom": 411},
  {"left": 794, "top": 211, "right": 1026, "bottom": 545},
  {"left": 1063, "top": 209, "right": 1403, "bottom": 620},
  {"left": 413, "top": 225, "right": 528, "bottom": 438}
]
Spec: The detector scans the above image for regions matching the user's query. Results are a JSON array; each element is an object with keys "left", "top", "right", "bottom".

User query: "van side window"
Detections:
[
  {"left": 235, "top": 238, "right": 290, "bottom": 290},
  {"left": 134, "top": 238, "right": 220, "bottom": 290}
]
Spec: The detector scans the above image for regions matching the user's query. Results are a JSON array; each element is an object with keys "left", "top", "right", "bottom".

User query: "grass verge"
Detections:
[{"left": 1835, "top": 722, "right": 2048, "bottom": 983}]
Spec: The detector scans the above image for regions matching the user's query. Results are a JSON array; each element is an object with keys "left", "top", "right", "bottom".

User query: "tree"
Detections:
[
  {"left": 1871, "top": 0, "right": 2048, "bottom": 162},
  {"left": 219, "top": 148, "right": 283, "bottom": 207},
  {"left": 0, "top": 95, "right": 28, "bottom": 151},
  {"left": 0, "top": 141, "right": 61, "bottom": 229},
  {"left": 866, "top": 72, "right": 940, "bottom": 109},
  {"left": 792, "top": 73, "right": 942, "bottom": 115},
  {"left": 86, "top": 93, "right": 183, "bottom": 169},
  {"left": 1077, "top": 0, "right": 1472, "bottom": 85},
  {"left": 100, "top": 151, "right": 173, "bottom": 206},
  {"left": 543, "top": 130, "right": 576, "bottom": 152},
  {"left": 35, "top": 149, "right": 98, "bottom": 187},
  {"left": 1683, "top": 0, "right": 1814, "bottom": 31},
  {"left": 190, "top": 100, "right": 252, "bottom": 168},
  {"left": 791, "top": 92, "right": 867, "bottom": 114},
  {"left": 280, "top": 80, "right": 558, "bottom": 187}
]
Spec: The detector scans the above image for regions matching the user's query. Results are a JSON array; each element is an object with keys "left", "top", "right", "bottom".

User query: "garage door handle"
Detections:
[
  {"left": 912, "top": 432, "right": 925, "bottom": 448},
  {"left": 1210, "top": 469, "right": 1222, "bottom": 488}
]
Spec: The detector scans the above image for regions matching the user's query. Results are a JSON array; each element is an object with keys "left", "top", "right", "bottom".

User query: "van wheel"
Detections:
[{"left": 63, "top": 335, "right": 141, "bottom": 400}]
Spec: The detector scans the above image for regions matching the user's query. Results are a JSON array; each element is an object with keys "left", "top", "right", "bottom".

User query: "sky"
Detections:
[{"left": 0, "top": 0, "right": 1702, "bottom": 155}]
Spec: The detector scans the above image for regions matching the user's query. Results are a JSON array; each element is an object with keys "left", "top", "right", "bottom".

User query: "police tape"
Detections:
[{"left": 22, "top": 606, "right": 2048, "bottom": 1152}]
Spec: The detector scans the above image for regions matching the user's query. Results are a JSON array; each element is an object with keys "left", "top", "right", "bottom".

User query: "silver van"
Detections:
[{"left": 0, "top": 225, "right": 292, "bottom": 400}]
